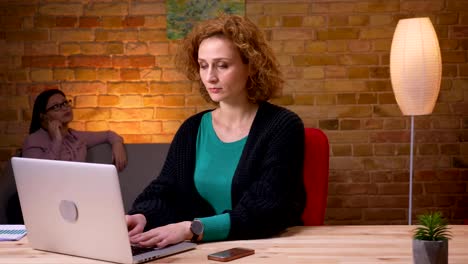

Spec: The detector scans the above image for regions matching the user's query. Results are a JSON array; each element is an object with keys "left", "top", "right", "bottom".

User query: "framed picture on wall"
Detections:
[{"left": 166, "top": 0, "right": 245, "bottom": 40}]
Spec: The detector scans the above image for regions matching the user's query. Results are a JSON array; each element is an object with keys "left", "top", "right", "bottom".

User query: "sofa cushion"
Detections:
[{"left": 86, "top": 143, "right": 170, "bottom": 212}]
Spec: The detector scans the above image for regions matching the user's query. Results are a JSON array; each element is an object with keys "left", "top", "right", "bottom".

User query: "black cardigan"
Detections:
[{"left": 129, "top": 102, "right": 306, "bottom": 240}]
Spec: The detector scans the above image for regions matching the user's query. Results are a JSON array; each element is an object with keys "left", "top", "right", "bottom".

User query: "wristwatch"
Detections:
[{"left": 190, "top": 220, "right": 204, "bottom": 242}]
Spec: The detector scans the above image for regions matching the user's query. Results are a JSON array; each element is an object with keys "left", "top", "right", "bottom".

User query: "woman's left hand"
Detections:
[
  {"left": 130, "top": 221, "right": 192, "bottom": 248},
  {"left": 112, "top": 142, "right": 127, "bottom": 172}
]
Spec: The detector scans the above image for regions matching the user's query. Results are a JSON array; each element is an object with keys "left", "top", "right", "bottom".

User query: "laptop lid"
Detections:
[{"left": 11, "top": 157, "right": 196, "bottom": 264}]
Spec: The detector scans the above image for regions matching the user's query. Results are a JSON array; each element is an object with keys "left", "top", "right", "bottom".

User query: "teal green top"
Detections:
[{"left": 194, "top": 112, "right": 247, "bottom": 241}]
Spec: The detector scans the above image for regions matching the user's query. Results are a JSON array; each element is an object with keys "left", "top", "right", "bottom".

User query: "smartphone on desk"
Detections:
[{"left": 208, "top": 247, "right": 255, "bottom": 262}]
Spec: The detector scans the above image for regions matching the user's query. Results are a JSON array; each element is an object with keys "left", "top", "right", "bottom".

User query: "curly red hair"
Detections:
[{"left": 175, "top": 14, "right": 283, "bottom": 104}]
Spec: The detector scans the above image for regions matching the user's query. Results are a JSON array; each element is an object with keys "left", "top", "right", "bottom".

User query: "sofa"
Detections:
[{"left": 0, "top": 143, "right": 171, "bottom": 224}]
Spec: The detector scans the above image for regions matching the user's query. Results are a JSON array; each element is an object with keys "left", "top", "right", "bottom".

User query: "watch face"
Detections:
[{"left": 191, "top": 220, "right": 204, "bottom": 235}]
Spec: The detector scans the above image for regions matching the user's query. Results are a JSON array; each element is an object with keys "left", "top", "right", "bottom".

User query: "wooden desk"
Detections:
[{"left": 1, "top": 225, "right": 467, "bottom": 263}]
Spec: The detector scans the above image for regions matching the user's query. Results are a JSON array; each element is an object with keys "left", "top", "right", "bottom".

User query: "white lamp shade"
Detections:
[{"left": 390, "top": 17, "right": 442, "bottom": 116}]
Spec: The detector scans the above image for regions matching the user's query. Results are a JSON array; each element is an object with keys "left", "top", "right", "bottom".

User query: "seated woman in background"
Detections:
[
  {"left": 126, "top": 14, "right": 305, "bottom": 248},
  {"left": 22, "top": 89, "right": 127, "bottom": 171},
  {"left": 8, "top": 89, "right": 128, "bottom": 224}
]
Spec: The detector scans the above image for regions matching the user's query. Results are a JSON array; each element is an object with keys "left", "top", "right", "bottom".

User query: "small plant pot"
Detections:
[{"left": 413, "top": 239, "right": 448, "bottom": 264}]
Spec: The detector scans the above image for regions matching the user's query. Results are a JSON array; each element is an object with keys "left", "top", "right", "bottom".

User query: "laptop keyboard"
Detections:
[{"left": 131, "top": 245, "right": 156, "bottom": 256}]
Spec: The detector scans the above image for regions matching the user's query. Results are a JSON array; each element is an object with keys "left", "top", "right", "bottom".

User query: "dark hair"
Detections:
[
  {"left": 175, "top": 14, "right": 283, "bottom": 104},
  {"left": 29, "top": 89, "right": 66, "bottom": 134}
]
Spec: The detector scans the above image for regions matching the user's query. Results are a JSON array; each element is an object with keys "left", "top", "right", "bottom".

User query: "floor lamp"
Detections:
[{"left": 389, "top": 17, "right": 442, "bottom": 225}]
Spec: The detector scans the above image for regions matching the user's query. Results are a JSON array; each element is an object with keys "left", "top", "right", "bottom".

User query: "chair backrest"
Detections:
[{"left": 301, "top": 128, "right": 329, "bottom": 226}]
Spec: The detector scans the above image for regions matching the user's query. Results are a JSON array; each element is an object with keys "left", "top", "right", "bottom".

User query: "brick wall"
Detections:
[{"left": 0, "top": 0, "right": 467, "bottom": 224}]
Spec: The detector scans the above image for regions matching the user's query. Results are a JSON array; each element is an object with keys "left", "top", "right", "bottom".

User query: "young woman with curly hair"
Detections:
[{"left": 126, "top": 14, "right": 305, "bottom": 248}]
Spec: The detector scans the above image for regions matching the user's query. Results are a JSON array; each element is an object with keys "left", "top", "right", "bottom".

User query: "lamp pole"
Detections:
[{"left": 408, "top": 115, "right": 414, "bottom": 225}]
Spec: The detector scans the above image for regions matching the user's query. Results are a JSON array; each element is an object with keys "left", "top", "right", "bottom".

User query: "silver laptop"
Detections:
[{"left": 11, "top": 157, "right": 196, "bottom": 264}]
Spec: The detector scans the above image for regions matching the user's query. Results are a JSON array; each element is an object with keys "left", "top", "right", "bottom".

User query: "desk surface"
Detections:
[{"left": 1, "top": 225, "right": 467, "bottom": 264}]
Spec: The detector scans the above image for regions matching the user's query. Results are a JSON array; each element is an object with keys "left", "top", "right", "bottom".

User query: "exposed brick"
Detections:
[
  {"left": 161, "top": 120, "right": 180, "bottom": 133},
  {"left": 143, "top": 16, "right": 166, "bottom": 28},
  {"left": 60, "top": 43, "right": 80, "bottom": 55},
  {"left": 303, "top": 16, "right": 326, "bottom": 27},
  {"left": 30, "top": 69, "right": 52, "bottom": 81},
  {"left": 349, "top": 15, "right": 369, "bottom": 26},
  {"left": 369, "top": 196, "right": 407, "bottom": 208},
  {"left": 319, "top": 119, "right": 338, "bottom": 130},
  {"left": 138, "top": 29, "right": 167, "bottom": 41},
  {"left": 79, "top": 17, "right": 100, "bottom": 28},
  {"left": 106, "top": 43, "right": 124, "bottom": 55},
  {"left": 264, "top": 3, "right": 309, "bottom": 15},
  {"left": 360, "top": 27, "right": 395, "bottom": 39},
  {"left": 129, "top": 2, "right": 165, "bottom": 15},
  {"left": 22, "top": 55, "right": 67, "bottom": 67},
  {"left": 73, "top": 108, "right": 110, "bottom": 121},
  {"left": 69, "top": 56, "right": 112, "bottom": 68},
  {"left": 80, "top": 43, "right": 106, "bottom": 55},
  {"left": 113, "top": 55, "right": 154, "bottom": 68},
  {"left": 140, "top": 120, "right": 162, "bottom": 134},
  {"left": 148, "top": 42, "right": 169, "bottom": 55},
  {"left": 118, "top": 68, "right": 138, "bottom": 80},
  {"left": 51, "top": 29, "right": 94, "bottom": 41},
  {"left": 56, "top": 17, "right": 77, "bottom": 27},
  {"left": 161, "top": 69, "right": 188, "bottom": 82},
  {"left": 119, "top": 95, "right": 143, "bottom": 108},
  {"left": 329, "top": 15, "right": 348, "bottom": 27},
  {"left": 150, "top": 82, "right": 191, "bottom": 94},
  {"left": 402, "top": 1, "right": 444, "bottom": 12},
  {"left": 86, "top": 121, "right": 109, "bottom": 131},
  {"left": 364, "top": 209, "right": 406, "bottom": 221},
  {"left": 323, "top": 66, "right": 344, "bottom": 79},
  {"left": 84, "top": 2, "right": 128, "bottom": 16},
  {"left": 108, "top": 82, "right": 148, "bottom": 94},
  {"left": 305, "top": 41, "right": 327, "bottom": 53},
  {"left": 383, "top": 119, "right": 406, "bottom": 130},
  {"left": 61, "top": 81, "right": 106, "bottom": 94},
  {"left": 317, "top": 28, "right": 359, "bottom": 40},
  {"left": 440, "top": 144, "right": 460, "bottom": 155},
  {"left": 111, "top": 108, "right": 153, "bottom": 120},
  {"left": 95, "top": 30, "right": 138, "bottom": 41},
  {"left": 339, "top": 54, "right": 379, "bottom": 65},
  {"left": 6, "top": 30, "right": 48, "bottom": 41},
  {"left": 109, "top": 121, "right": 141, "bottom": 135},
  {"left": 74, "top": 95, "right": 97, "bottom": 108},
  {"left": 186, "top": 95, "right": 209, "bottom": 107},
  {"left": 74, "top": 68, "right": 96, "bottom": 80},
  {"left": 0, "top": 16, "right": 23, "bottom": 29},
  {"left": 97, "top": 68, "right": 119, "bottom": 81},
  {"left": 155, "top": 108, "right": 194, "bottom": 120},
  {"left": 332, "top": 144, "right": 352, "bottom": 156},
  {"left": 24, "top": 42, "right": 57, "bottom": 56},
  {"left": 272, "top": 29, "right": 314, "bottom": 41},
  {"left": 353, "top": 144, "right": 373, "bottom": 156},
  {"left": 340, "top": 119, "right": 360, "bottom": 130},
  {"left": 101, "top": 16, "right": 121, "bottom": 28},
  {"left": 34, "top": 16, "right": 55, "bottom": 28},
  {"left": 38, "top": 4, "right": 82, "bottom": 16},
  {"left": 125, "top": 42, "right": 148, "bottom": 55},
  {"left": 98, "top": 95, "right": 119, "bottom": 107},
  {"left": 0, "top": 4, "right": 36, "bottom": 16},
  {"left": 315, "top": 94, "right": 335, "bottom": 105},
  {"left": 425, "top": 183, "right": 466, "bottom": 194},
  {"left": 326, "top": 208, "right": 362, "bottom": 221}
]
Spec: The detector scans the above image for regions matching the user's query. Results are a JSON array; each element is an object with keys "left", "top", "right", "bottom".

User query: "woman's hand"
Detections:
[
  {"left": 112, "top": 142, "right": 127, "bottom": 172},
  {"left": 130, "top": 221, "right": 192, "bottom": 248},
  {"left": 126, "top": 214, "right": 147, "bottom": 237},
  {"left": 47, "top": 120, "right": 63, "bottom": 142}
]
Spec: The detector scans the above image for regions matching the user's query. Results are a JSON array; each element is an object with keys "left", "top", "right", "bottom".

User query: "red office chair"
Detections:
[{"left": 301, "top": 128, "right": 329, "bottom": 226}]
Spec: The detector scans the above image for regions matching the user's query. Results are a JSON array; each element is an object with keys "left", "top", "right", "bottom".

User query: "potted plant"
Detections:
[{"left": 413, "top": 211, "right": 452, "bottom": 264}]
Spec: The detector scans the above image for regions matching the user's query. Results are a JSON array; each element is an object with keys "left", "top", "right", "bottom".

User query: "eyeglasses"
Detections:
[{"left": 46, "top": 99, "right": 72, "bottom": 112}]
